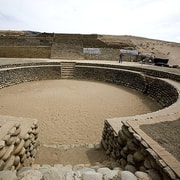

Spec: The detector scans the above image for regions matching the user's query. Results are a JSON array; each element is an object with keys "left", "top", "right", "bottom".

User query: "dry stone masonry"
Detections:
[
  {"left": 0, "top": 116, "right": 39, "bottom": 171},
  {"left": 0, "top": 61, "right": 179, "bottom": 179}
]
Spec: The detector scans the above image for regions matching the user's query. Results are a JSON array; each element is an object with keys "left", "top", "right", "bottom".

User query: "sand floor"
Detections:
[
  {"left": 0, "top": 79, "right": 161, "bottom": 145},
  {"left": 0, "top": 79, "right": 161, "bottom": 164}
]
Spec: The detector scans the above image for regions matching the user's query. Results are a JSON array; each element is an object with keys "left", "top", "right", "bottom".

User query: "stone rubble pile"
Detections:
[
  {"left": 0, "top": 163, "right": 153, "bottom": 180},
  {"left": 0, "top": 118, "right": 39, "bottom": 171}
]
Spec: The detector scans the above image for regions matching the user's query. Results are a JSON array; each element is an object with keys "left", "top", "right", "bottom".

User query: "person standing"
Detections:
[{"left": 119, "top": 53, "right": 123, "bottom": 63}]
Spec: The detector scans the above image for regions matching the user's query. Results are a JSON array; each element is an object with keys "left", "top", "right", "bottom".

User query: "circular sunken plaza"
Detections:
[{"left": 0, "top": 58, "right": 179, "bottom": 179}]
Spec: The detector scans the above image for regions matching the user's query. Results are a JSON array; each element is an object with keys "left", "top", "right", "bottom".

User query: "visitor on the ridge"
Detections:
[{"left": 119, "top": 53, "right": 123, "bottom": 63}]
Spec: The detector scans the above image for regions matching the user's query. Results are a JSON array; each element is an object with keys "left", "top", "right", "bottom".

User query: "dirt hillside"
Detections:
[{"left": 99, "top": 35, "right": 180, "bottom": 65}]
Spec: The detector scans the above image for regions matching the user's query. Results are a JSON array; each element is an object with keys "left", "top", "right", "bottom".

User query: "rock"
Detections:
[
  {"left": 8, "top": 127, "right": 16, "bottom": 135},
  {"left": 139, "top": 166, "right": 147, "bottom": 172},
  {"left": 141, "top": 140, "right": 149, "bottom": 148},
  {"left": 82, "top": 171, "right": 102, "bottom": 180},
  {"left": 125, "top": 164, "right": 136, "bottom": 174},
  {"left": 17, "top": 167, "right": 32, "bottom": 176},
  {"left": 133, "top": 133, "right": 142, "bottom": 141},
  {"left": 122, "top": 126, "right": 133, "bottom": 138},
  {"left": 14, "top": 139, "right": 25, "bottom": 155},
  {"left": 0, "top": 140, "right": 5, "bottom": 149},
  {"left": 73, "top": 164, "right": 85, "bottom": 170},
  {"left": 163, "top": 167, "right": 176, "bottom": 180},
  {"left": 118, "top": 131, "right": 128, "bottom": 142},
  {"left": 79, "top": 167, "right": 95, "bottom": 174},
  {"left": 43, "top": 167, "right": 64, "bottom": 180},
  {"left": 146, "top": 148, "right": 158, "bottom": 159},
  {"left": 147, "top": 169, "right": 162, "bottom": 180},
  {"left": 119, "top": 158, "right": 127, "bottom": 168},
  {"left": 0, "top": 170, "right": 17, "bottom": 180},
  {"left": 94, "top": 143, "right": 101, "bottom": 150},
  {"left": 127, "top": 154, "right": 135, "bottom": 165},
  {"left": 2, "top": 145, "right": 14, "bottom": 161},
  {"left": 56, "top": 165, "right": 72, "bottom": 175},
  {"left": 65, "top": 171, "right": 74, "bottom": 180},
  {"left": 97, "top": 167, "right": 111, "bottom": 175},
  {"left": 144, "top": 159, "right": 152, "bottom": 169},
  {"left": 73, "top": 170, "right": 82, "bottom": 179},
  {"left": 3, "top": 155, "right": 15, "bottom": 170},
  {"left": 0, "top": 159, "right": 5, "bottom": 170},
  {"left": 127, "top": 140, "right": 138, "bottom": 152},
  {"left": 104, "top": 170, "right": 120, "bottom": 180},
  {"left": 133, "top": 151, "right": 144, "bottom": 162},
  {"left": 6, "top": 137, "right": 16, "bottom": 146},
  {"left": 18, "top": 169, "right": 42, "bottom": 180},
  {"left": 121, "top": 171, "right": 137, "bottom": 180},
  {"left": 135, "top": 171, "right": 151, "bottom": 180},
  {"left": 88, "top": 144, "right": 94, "bottom": 148},
  {"left": 24, "top": 140, "right": 31, "bottom": 148},
  {"left": 39, "top": 167, "right": 50, "bottom": 175},
  {"left": 0, "top": 147, "right": 7, "bottom": 159},
  {"left": 111, "top": 161, "right": 121, "bottom": 169}
]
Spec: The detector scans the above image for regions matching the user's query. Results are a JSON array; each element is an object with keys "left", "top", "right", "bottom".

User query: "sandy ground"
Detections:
[
  {"left": 0, "top": 79, "right": 161, "bottom": 164},
  {"left": 140, "top": 119, "right": 180, "bottom": 161},
  {"left": 99, "top": 35, "right": 180, "bottom": 65}
]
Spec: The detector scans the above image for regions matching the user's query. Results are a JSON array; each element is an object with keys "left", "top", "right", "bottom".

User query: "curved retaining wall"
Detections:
[{"left": 0, "top": 62, "right": 179, "bottom": 179}]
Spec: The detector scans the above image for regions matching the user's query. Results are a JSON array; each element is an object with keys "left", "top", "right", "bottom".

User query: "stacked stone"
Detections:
[
  {"left": 0, "top": 163, "right": 153, "bottom": 180},
  {"left": 101, "top": 120, "right": 178, "bottom": 180},
  {"left": 146, "top": 78, "right": 178, "bottom": 107},
  {"left": 18, "top": 120, "right": 39, "bottom": 169},
  {"left": 0, "top": 119, "right": 39, "bottom": 171}
]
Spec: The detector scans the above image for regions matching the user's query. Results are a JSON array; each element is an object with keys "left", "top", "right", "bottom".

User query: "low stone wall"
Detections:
[
  {"left": 76, "top": 62, "right": 180, "bottom": 82},
  {"left": 75, "top": 65, "right": 178, "bottom": 107},
  {"left": 0, "top": 116, "right": 39, "bottom": 171},
  {"left": 0, "top": 65, "right": 61, "bottom": 88},
  {"left": 0, "top": 46, "right": 51, "bottom": 58},
  {"left": 75, "top": 66, "right": 146, "bottom": 92}
]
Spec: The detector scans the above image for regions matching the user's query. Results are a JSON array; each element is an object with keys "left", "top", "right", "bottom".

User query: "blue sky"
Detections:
[{"left": 0, "top": 0, "right": 180, "bottom": 42}]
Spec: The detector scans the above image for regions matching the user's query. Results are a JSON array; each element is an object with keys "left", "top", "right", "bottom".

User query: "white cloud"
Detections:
[{"left": 0, "top": 0, "right": 180, "bottom": 42}]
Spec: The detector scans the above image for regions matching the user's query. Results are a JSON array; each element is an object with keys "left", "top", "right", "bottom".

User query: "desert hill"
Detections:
[
  {"left": 99, "top": 35, "right": 180, "bottom": 65},
  {"left": 0, "top": 30, "right": 180, "bottom": 65}
]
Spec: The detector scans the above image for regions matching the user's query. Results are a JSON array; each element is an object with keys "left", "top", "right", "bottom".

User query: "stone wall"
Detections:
[
  {"left": 101, "top": 119, "right": 179, "bottom": 179},
  {"left": 76, "top": 62, "right": 180, "bottom": 82},
  {"left": 75, "top": 65, "right": 178, "bottom": 107},
  {"left": 0, "top": 65, "right": 61, "bottom": 88},
  {"left": 0, "top": 46, "right": 51, "bottom": 58},
  {"left": 75, "top": 65, "right": 146, "bottom": 92},
  {"left": 0, "top": 116, "right": 39, "bottom": 171},
  {"left": 0, "top": 62, "right": 179, "bottom": 178},
  {"left": 0, "top": 36, "right": 53, "bottom": 46}
]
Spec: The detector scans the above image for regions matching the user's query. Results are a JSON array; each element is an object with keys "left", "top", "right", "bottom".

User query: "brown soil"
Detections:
[
  {"left": 140, "top": 119, "right": 180, "bottom": 161},
  {"left": 0, "top": 79, "right": 161, "bottom": 164}
]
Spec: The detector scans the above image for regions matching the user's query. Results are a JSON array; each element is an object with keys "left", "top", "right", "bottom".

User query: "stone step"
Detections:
[
  {"left": 61, "top": 62, "right": 75, "bottom": 79},
  {"left": 1, "top": 164, "right": 152, "bottom": 180}
]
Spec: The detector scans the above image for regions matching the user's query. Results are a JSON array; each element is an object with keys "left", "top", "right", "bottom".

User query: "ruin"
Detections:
[{"left": 0, "top": 32, "right": 179, "bottom": 179}]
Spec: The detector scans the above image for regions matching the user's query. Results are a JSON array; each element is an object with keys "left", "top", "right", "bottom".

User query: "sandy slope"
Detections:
[{"left": 99, "top": 35, "right": 180, "bottom": 65}]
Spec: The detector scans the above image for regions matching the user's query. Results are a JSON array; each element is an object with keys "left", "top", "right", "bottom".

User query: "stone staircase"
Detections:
[{"left": 61, "top": 62, "right": 76, "bottom": 79}]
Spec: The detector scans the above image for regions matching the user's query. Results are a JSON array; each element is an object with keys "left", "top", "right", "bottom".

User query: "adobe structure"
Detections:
[
  {"left": 0, "top": 32, "right": 179, "bottom": 179},
  {"left": 0, "top": 32, "right": 137, "bottom": 61}
]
